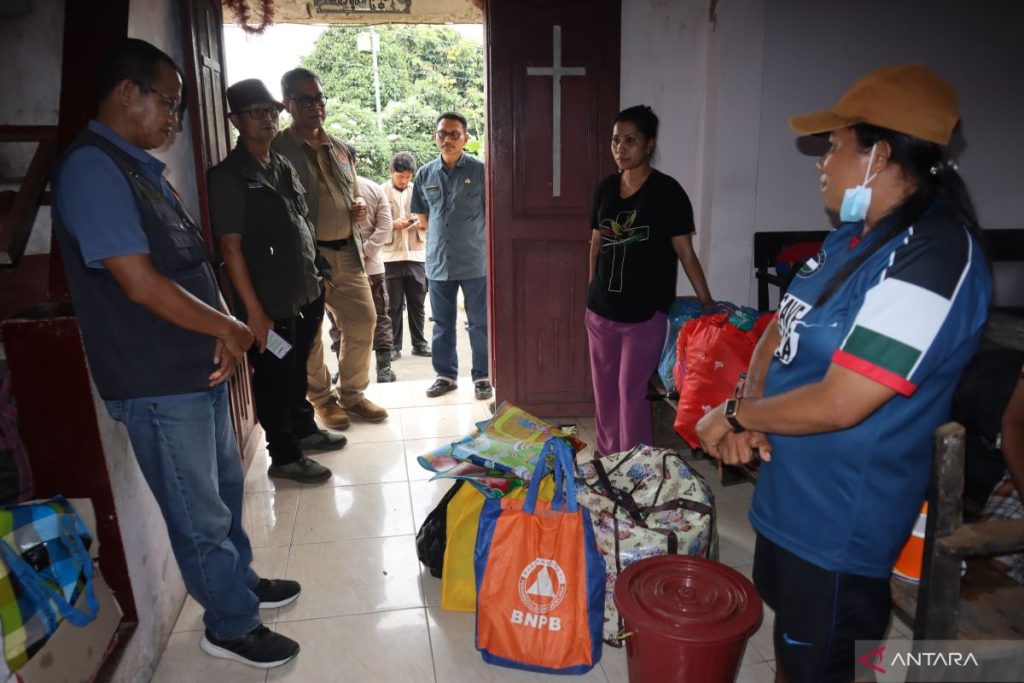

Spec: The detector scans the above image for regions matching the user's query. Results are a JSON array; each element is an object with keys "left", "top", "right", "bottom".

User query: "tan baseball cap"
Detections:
[{"left": 789, "top": 64, "right": 959, "bottom": 146}]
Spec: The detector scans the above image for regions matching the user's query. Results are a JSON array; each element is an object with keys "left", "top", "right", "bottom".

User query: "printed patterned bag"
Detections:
[{"left": 576, "top": 445, "right": 716, "bottom": 645}]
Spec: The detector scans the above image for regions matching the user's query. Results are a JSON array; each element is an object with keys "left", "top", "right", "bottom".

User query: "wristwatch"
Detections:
[{"left": 724, "top": 398, "right": 745, "bottom": 433}]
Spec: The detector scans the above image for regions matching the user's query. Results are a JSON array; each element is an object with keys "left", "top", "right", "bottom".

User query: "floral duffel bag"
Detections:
[{"left": 576, "top": 445, "right": 717, "bottom": 646}]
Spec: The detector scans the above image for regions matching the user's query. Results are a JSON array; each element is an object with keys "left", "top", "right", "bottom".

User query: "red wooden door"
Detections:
[
  {"left": 181, "top": 0, "right": 261, "bottom": 464},
  {"left": 487, "top": 0, "right": 621, "bottom": 416}
]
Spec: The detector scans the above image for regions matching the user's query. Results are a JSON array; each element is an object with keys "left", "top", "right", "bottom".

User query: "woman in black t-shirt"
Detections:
[{"left": 586, "top": 105, "right": 713, "bottom": 456}]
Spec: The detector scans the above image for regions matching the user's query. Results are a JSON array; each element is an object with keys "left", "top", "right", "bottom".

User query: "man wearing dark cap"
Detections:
[
  {"left": 53, "top": 42, "right": 300, "bottom": 669},
  {"left": 208, "top": 78, "right": 345, "bottom": 485}
]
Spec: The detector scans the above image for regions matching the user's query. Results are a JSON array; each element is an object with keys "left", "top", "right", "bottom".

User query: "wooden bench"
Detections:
[{"left": 891, "top": 422, "right": 1024, "bottom": 640}]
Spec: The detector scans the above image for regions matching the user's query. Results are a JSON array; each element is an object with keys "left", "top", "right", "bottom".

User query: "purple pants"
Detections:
[{"left": 585, "top": 308, "right": 667, "bottom": 457}]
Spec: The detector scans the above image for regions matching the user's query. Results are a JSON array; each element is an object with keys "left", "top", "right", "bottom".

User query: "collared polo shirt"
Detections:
[
  {"left": 56, "top": 120, "right": 175, "bottom": 267},
  {"left": 207, "top": 144, "right": 321, "bottom": 320},
  {"left": 410, "top": 152, "right": 486, "bottom": 281},
  {"left": 54, "top": 120, "right": 222, "bottom": 399}
]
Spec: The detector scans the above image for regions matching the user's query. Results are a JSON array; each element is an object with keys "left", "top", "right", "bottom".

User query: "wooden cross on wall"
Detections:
[{"left": 527, "top": 25, "right": 586, "bottom": 197}]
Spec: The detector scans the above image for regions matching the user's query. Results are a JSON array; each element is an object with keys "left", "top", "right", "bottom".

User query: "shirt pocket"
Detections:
[
  {"left": 289, "top": 173, "right": 310, "bottom": 217},
  {"left": 422, "top": 184, "right": 443, "bottom": 211}
]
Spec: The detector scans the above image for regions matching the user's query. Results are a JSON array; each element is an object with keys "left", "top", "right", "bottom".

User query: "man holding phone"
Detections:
[
  {"left": 209, "top": 78, "right": 345, "bottom": 484},
  {"left": 382, "top": 152, "right": 431, "bottom": 360}
]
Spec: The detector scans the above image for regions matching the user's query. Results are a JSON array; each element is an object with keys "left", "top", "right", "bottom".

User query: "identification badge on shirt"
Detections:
[
  {"left": 247, "top": 181, "right": 264, "bottom": 190},
  {"left": 266, "top": 329, "right": 292, "bottom": 359}
]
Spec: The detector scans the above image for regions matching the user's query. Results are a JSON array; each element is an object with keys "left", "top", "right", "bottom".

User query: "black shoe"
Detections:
[
  {"left": 200, "top": 625, "right": 299, "bottom": 669},
  {"left": 331, "top": 371, "right": 340, "bottom": 385},
  {"left": 426, "top": 378, "right": 457, "bottom": 398},
  {"left": 474, "top": 380, "right": 493, "bottom": 401},
  {"left": 254, "top": 578, "right": 301, "bottom": 608},
  {"left": 377, "top": 367, "right": 397, "bottom": 382},
  {"left": 268, "top": 456, "right": 332, "bottom": 483},
  {"left": 389, "top": 348, "right": 402, "bottom": 361},
  {"left": 296, "top": 430, "right": 347, "bottom": 453},
  {"left": 411, "top": 346, "right": 432, "bottom": 357}
]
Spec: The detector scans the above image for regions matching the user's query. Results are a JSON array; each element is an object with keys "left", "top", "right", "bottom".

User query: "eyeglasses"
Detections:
[
  {"left": 435, "top": 130, "right": 464, "bottom": 141},
  {"left": 288, "top": 94, "right": 327, "bottom": 109},
  {"left": 240, "top": 107, "right": 280, "bottom": 121},
  {"left": 134, "top": 80, "right": 182, "bottom": 118}
]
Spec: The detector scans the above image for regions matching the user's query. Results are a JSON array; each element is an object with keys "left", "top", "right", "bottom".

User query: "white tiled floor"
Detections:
[{"left": 152, "top": 378, "right": 908, "bottom": 682}]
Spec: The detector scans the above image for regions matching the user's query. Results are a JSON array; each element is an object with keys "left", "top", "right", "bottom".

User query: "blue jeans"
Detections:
[
  {"left": 105, "top": 384, "right": 260, "bottom": 639},
  {"left": 428, "top": 277, "right": 489, "bottom": 382}
]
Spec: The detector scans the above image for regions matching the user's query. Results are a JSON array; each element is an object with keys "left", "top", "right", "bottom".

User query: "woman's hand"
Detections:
[
  {"left": 696, "top": 402, "right": 733, "bottom": 459},
  {"left": 697, "top": 402, "right": 773, "bottom": 465}
]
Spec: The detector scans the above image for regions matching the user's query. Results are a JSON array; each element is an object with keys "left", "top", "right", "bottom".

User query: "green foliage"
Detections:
[{"left": 301, "top": 24, "right": 486, "bottom": 182}]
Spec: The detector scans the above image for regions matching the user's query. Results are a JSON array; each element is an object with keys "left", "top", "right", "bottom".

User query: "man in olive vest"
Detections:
[{"left": 273, "top": 67, "right": 389, "bottom": 430}]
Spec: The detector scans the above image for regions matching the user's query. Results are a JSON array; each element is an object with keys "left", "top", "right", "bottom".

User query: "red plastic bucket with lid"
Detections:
[{"left": 614, "top": 555, "right": 763, "bottom": 683}]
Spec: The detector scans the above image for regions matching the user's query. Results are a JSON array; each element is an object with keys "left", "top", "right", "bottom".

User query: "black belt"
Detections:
[{"left": 317, "top": 239, "right": 348, "bottom": 250}]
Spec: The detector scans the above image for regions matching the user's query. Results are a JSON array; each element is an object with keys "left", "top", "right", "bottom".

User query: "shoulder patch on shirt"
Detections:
[{"left": 797, "top": 249, "right": 826, "bottom": 277}]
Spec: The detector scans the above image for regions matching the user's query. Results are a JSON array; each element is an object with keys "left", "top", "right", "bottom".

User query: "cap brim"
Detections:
[
  {"left": 228, "top": 100, "right": 285, "bottom": 115},
  {"left": 789, "top": 110, "right": 856, "bottom": 136}
]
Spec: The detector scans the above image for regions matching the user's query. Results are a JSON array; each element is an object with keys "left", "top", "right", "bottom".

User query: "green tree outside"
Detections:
[{"left": 300, "top": 24, "right": 486, "bottom": 182}]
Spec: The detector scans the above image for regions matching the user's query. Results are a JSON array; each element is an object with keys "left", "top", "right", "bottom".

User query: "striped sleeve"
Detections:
[{"left": 832, "top": 223, "right": 975, "bottom": 396}]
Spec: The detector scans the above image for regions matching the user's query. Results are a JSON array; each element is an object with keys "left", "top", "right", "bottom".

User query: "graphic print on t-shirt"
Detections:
[
  {"left": 775, "top": 292, "right": 813, "bottom": 364},
  {"left": 599, "top": 210, "right": 650, "bottom": 292}
]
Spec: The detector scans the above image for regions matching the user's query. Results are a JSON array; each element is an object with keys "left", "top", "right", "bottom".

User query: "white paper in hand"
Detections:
[{"left": 265, "top": 329, "right": 292, "bottom": 359}]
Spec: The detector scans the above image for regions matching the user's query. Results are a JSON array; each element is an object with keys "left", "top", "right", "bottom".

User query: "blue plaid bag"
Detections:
[{"left": 0, "top": 496, "right": 98, "bottom": 671}]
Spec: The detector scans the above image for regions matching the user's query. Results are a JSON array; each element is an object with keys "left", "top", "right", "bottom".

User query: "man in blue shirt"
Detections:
[
  {"left": 53, "top": 40, "right": 302, "bottom": 669},
  {"left": 411, "top": 112, "right": 491, "bottom": 400}
]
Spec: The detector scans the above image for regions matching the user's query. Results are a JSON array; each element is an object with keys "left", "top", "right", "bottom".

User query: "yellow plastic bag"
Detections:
[{"left": 440, "top": 477, "right": 556, "bottom": 612}]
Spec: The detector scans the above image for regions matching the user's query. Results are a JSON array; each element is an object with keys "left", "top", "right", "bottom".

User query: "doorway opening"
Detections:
[{"left": 222, "top": 20, "right": 487, "bottom": 388}]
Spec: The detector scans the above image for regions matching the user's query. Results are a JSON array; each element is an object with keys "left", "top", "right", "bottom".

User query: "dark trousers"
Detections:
[
  {"left": 385, "top": 260, "right": 428, "bottom": 352},
  {"left": 248, "top": 293, "right": 324, "bottom": 466},
  {"left": 368, "top": 273, "right": 394, "bottom": 351}
]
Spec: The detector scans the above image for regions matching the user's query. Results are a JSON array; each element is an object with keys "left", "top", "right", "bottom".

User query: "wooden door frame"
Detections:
[
  {"left": 180, "top": 0, "right": 263, "bottom": 465},
  {"left": 485, "top": 0, "right": 620, "bottom": 416}
]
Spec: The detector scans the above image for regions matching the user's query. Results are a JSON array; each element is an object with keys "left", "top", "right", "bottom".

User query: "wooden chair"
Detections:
[{"left": 891, "top": 422, "right": 1024, "bottom": 640}]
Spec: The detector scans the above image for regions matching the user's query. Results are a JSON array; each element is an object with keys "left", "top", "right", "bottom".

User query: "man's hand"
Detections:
[
  {"left": 246, "top": 308, "right": 274, "bottom": 353},
  {"left": 393, "top": 217, "right": 417, "bottom": 231},
  {"left": 209, "top": 317, "right": 254, "bottom": 386},
  {"left": 350, "top": 196, "right": 368, "bottom": 223}
]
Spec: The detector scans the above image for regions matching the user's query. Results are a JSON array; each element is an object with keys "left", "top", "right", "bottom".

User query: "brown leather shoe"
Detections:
[
  {"left": 315, "top": 398, "right": 350, "bottom": 430},
  {"left": 345, "top": 398, "right": 388, "bottom": 422}
]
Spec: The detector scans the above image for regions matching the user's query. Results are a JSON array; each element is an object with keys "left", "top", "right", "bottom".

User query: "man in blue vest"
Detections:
[{"left": 53, "top": 40, "right": 301, "bottom": 669}]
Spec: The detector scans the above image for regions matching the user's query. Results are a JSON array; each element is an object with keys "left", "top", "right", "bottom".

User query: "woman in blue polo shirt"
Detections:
[{"left": 697, "top": 65, "right": 992, "bottom": 682}]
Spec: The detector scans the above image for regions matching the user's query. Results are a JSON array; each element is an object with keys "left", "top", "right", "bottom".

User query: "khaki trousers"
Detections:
[{"left": 306, "top": 242, "right": 376, "bottom": 408}]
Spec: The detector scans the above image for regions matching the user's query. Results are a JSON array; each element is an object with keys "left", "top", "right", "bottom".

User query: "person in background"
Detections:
[
  {"left": 382, "top": 152, "right": 431, "bottom": 360},
  {"left": 209, "top": 79, "right": 345, "bottom": 485},
  {"left": 53, "top": 41, "right": 301, "bottom": 668},
  {"left": 983, "top": 365, "right": 1024, "bottom": 583},
  {"left": 696, "top": 65, "right": 992, "bottom": 682},
  {"left": 587, "top": 104, "right": 713, "bottom": 457},
  {"left": 412, "top": 113, "right": 492, "bottom": 401},
  {"left": 345, "top": 143, "right": 397, "bottom": 382},
  {"left": 273, "top": 67, "right": 388, "bottom": 429}
]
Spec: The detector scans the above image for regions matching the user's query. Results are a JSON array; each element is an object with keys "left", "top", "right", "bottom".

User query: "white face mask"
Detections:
[{"left": 839, "top": 143, "right": 879, "bottom": 223}]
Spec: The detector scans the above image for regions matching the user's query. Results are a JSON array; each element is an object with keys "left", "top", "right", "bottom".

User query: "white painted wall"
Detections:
[{"left": 621, "top": 0, "right": 1024, "bottom": 307}]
